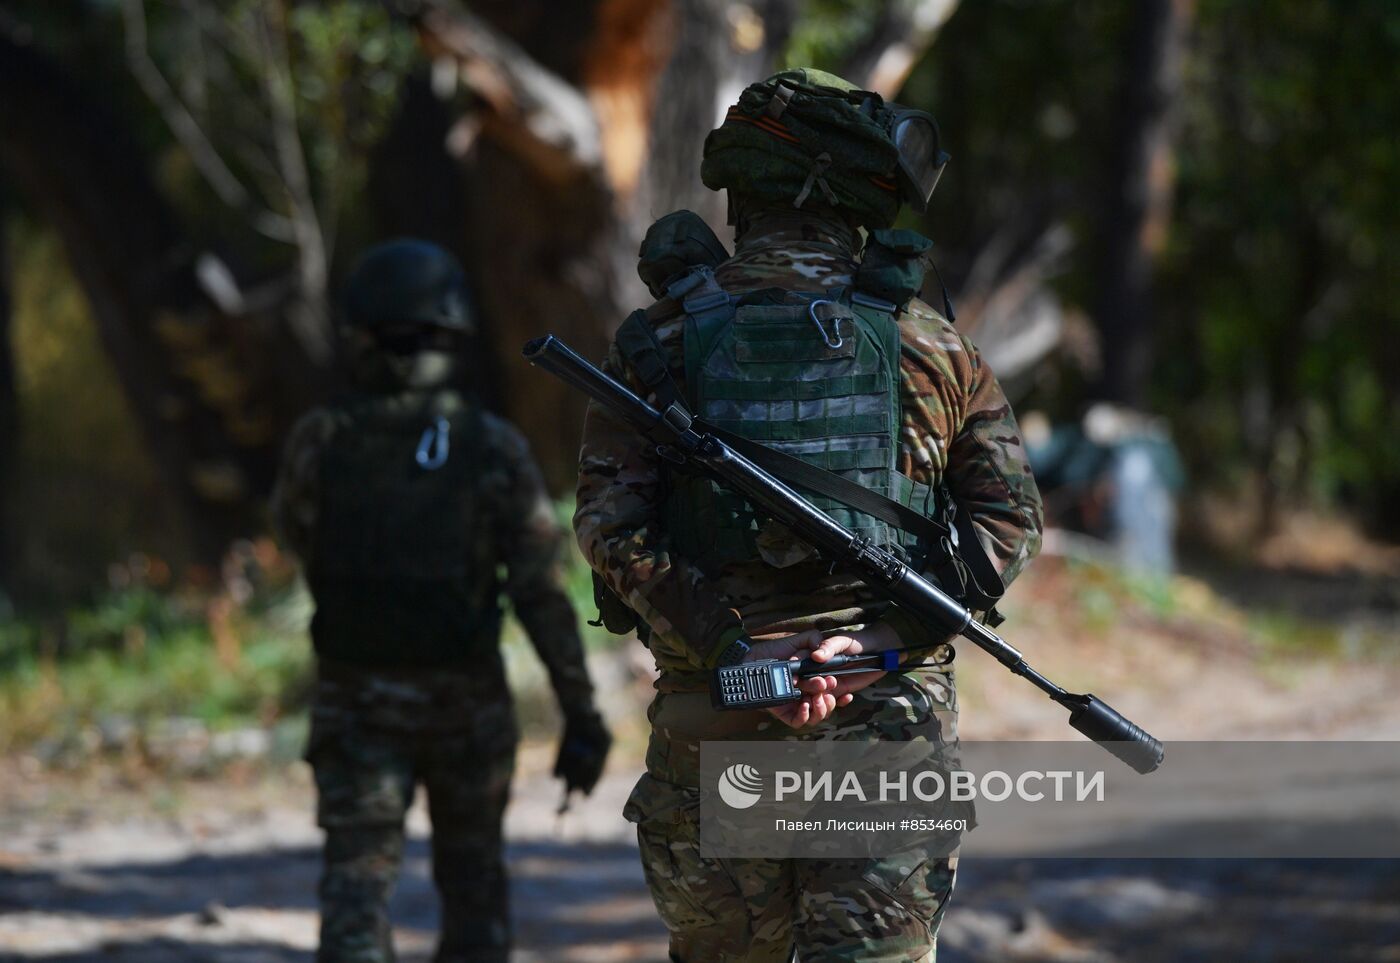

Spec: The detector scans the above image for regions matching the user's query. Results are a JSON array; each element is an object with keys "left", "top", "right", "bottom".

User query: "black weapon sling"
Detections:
[{"left": 614, "top": 310, "right": 1006, "bottom": 618}]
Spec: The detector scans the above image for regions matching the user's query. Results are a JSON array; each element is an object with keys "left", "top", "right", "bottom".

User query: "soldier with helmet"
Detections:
[
  {"left": 272, "top": 238, "right": 610, "bottom": 963},
  {"left": 574, "top": 70, "right": 1043, "bottom": 960}
]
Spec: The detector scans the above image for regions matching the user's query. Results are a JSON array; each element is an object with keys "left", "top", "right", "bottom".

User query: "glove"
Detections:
[{"left": 554, "top": 707, "right": 612, "bottom": 797}]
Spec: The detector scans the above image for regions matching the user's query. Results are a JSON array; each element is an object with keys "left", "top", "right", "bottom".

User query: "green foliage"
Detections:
[
  {"left": 1159, "top": 0, "right": 1400, "bottom": 527},
  {"left": 145, "top": 0, "right": 417, "bottom": 265},
  {"left": 0, "top": 589, "right": 311, "bottom": 759},
  {"left": 6, "top": 222, "right": 174, "bottom": 597},
  {"left": 10, "top": 227, "right": 142, "bottom": 474},
  {"left": 892, "top": 1, "right": 1400, "bottom": 528},
  {"left": 285, "top": 2, "right": 417, "bottom": 213},
  {"left": 783, "top": 0, "right": 884, "bottom": 75}
]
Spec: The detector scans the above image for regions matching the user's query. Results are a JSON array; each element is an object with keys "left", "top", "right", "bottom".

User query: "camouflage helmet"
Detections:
[
  {"left": 701, "top": 68, "right": 948, "bottom": 228},
  {"left": 343, "top": 239, "right": 473, "bottom": 333}
]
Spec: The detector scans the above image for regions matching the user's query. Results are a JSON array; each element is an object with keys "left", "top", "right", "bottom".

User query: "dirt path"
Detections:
[
  {"left": 3, "top": 557, "right": 1399, "bottom": 961},
  {"left": 0, "top": 751, "right": 664, "bottom": 963},
  {"left": 4, "top": 738, "right": 1400, "bottom": 963}
]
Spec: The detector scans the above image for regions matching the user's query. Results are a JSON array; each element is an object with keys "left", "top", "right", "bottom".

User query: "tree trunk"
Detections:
[
  {"left": 838, "top": 0, "right": 959, "bottom": 97},
  {"left": 0, "top": 211, "right": 16, "bottom": 590},
  {"left": 366, "top": 72, "right": 504, "bottom": 405},
  {"left": 410, "top": 0, "right": 797, "bottom": 488},
  {"left": 460, "top": 142, "right": 623, "bottom": 491},
  {"left": 638, "top": 0, "right": 798, "bottom": 235},
  {"left": 0, "top": 30, "right": 320, "bottom": 562},
  {"left": 1094, "top": 0, "right": 1191, "bottom": 406}
]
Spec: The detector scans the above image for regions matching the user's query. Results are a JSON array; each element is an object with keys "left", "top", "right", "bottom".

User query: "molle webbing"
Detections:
[
  {"left": 669, "top": 270, "right": 937, "bottom": 567},
  {"left": 613, "top": 273, "right": 1004, "bottom": 611}
]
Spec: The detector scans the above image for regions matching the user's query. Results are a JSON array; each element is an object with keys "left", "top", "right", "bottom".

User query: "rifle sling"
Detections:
[
  {"left": 614, "top": 310, "right": 1005, "bottom": 613},
  {"left": 707, "top": 425, "right": 1004, "bottom": 613}
]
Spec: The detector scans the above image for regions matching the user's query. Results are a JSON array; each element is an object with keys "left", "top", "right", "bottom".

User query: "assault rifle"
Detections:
[{"left": 524, "top": 335, "right": 1163, "bottom": 774}]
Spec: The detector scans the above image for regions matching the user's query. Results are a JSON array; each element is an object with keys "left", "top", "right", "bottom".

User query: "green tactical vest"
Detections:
[
  {"left": 661, "top": 267, "right": 940, "bottom": 571},
  {"left": 306, "top": 389, "right": 501, "bottom": 667}
]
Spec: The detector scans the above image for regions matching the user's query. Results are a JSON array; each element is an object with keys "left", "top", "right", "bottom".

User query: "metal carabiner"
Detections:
[
  {"left": 415, "top": 416, "right": 451, "bottom": 470},
  {"left": 808, "top": 299, "right": 845, "bottom": 349}
]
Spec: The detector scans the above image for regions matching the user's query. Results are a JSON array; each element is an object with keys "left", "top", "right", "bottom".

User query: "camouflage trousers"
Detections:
[
  {"left": 306, "top": 666, "right": 517, "bottom": 963},
  {"left": 629, "top": 668, "right": 960, "bottom": 962}
]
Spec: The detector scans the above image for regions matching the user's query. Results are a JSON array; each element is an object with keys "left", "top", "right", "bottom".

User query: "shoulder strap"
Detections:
[
  {"left": 705, "top": 425, "right": 1004, "bottom": 612},
  {"left": 674, "top": 266, "right": 733, "bottom": 397},
  {"left": 615, "top": 309, "right": 681, "bottom": 409},
  {"left": 615, "top": 265, "right": 733, "bottom": 411},
  {"left": 708, "top": 425, "right": 936, "bottom": 540}
]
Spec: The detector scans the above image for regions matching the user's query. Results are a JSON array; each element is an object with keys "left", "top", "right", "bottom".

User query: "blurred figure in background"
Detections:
[
  {"left": 1024, "top": 404, "right": 1184, "bottom": 573},
  {"left": 271, "top": 239, "right": 610, "bottom": 963}
]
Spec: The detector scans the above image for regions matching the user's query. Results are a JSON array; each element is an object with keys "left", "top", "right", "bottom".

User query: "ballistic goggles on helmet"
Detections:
[{"left": 888, "top": 107, "right": 949, "bottom": 214}]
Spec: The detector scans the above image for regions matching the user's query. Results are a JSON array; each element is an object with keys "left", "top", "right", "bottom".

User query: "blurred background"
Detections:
[{"left": 0, "top": 0, "right": 1397, "bottom": 960}]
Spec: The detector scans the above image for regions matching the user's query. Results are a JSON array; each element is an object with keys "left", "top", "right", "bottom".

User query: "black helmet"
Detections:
[{"left": 343, "top": 239, "right": 473, "bottom": 333}]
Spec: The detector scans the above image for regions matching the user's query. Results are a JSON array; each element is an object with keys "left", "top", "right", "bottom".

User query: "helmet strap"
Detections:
[{"left": 793, "top": 152, "right": 838, "bottom": 209}]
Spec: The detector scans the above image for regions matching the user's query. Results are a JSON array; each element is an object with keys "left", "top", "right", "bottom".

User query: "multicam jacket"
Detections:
[
  {"left": 271, "top": 388, "right": 594, "bottom": 712},
  {"left": 575, "top": 207, "right": 1043, "bottom": 689}
]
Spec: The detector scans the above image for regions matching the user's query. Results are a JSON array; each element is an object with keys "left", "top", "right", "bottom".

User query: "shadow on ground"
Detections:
[
  {"left": 4, "top": 840, "right": 1400, "bottom": 962},
  {"left": 942, "top": 858, "right": 1400, "bottom": 963},
  {"left": 0, "top": 940, "right": 317, "bottom": 963},
  {"left": 0, "top": 837, "right": 664, "bottom": 962}
]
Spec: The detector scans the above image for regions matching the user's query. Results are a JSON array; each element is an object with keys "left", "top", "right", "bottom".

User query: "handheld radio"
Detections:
[{"left": 710, "top": 650, "right": 907, "bottom": 710}]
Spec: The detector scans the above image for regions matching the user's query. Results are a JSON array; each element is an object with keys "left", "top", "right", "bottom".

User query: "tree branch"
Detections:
[
  {"left": 121, "top": 0, "right": 297, "bottom": 244},
  {"left": 838, "top": 0, "right": 959, "bottom": 98},
  {"left": 413, "top": 0, "right": 605, "bottom": 183},
  {"left": 956, "top": 223, "right": 1073, "bottom": 387},
  {"left": 252, "top": 2, "right": 334, "bottom": 365}
]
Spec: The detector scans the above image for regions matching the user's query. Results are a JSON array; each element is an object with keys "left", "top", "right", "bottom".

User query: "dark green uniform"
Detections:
[{"left": 273, "top": 240, "right": 606, "bottom": 963}]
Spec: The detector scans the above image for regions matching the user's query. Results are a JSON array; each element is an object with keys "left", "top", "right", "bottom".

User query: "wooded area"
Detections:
[
  {"left": 1, "top": 8, "right": 1397, "bottom": 958},
  {"left": 1, "top": 0, "right": 1397, "bottom": 601}
]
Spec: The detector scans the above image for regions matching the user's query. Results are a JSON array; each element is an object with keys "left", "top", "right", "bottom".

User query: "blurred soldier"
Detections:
[
  {"left": 1024, "top": 403, "right": 1184, "bottom": 573},
  {"left": 575, "top": 70, "right": 1042, "bottom": 961},
  {"left": 272, "top": 239, "right": 610, "bottom": 963}
]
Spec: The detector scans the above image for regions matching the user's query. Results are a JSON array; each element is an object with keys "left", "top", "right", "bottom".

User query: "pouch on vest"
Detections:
[
  {"left": 586, "top": 216, "right": 732, "bottom": 638},
  {"left": 589, "top": 570, "right": 645, "bottom": 638},
  {"left": 637, "top": 210, "right": 730, "bottom": 299},
  {"left": 855, "top": 229, "right": 932, "bottom": 311}
]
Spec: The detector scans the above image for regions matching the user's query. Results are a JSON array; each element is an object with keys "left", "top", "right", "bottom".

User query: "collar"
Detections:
[{"left": 733, "top": 208, "right": 864, "bottom": 261}]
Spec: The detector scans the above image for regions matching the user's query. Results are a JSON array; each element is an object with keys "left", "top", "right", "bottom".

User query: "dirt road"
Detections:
[
  {"left": 3, "top": 735, "right": 1399, "bottom": 963},
  {"left": 3, "top": 555, "right": 1399, "bottom": 961}
]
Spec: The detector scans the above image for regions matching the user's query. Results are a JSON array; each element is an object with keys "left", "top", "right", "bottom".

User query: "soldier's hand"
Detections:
[
  {"left": 743, "top": 631, "right": 854, "bottom": 729},
  {"left": 554, "top": 707, "right": 612, "bottom": 796},
  {"left": 805, "top": 622, "right": 903, "bottom": 699}
]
